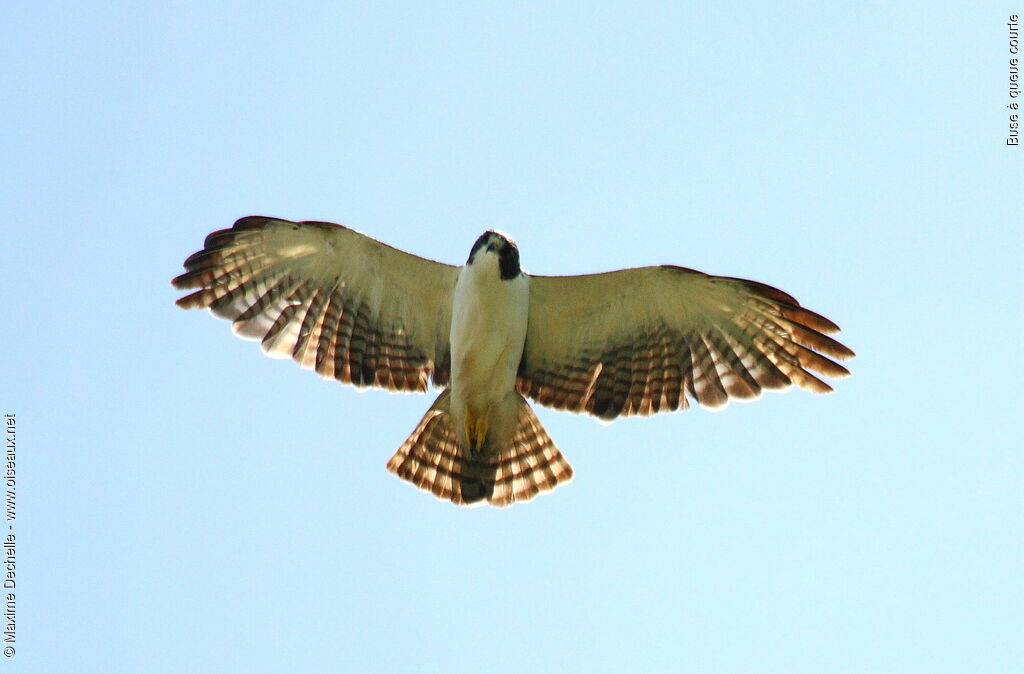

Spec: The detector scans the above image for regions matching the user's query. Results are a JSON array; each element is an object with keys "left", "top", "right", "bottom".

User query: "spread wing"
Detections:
[
  {"left": 518, "top": 265, "right": 854, "bottom": 420},
  {"left": 172, "top": 216, "right": 458, "bottom": 391}
]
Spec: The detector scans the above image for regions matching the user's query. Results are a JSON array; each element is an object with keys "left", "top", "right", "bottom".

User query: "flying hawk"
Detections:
[{"left": 173, "top": 217, "right": 854, "bottom": 507}]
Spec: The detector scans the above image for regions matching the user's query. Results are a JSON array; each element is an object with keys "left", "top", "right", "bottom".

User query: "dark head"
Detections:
[{"left": 467, "top": 230, "right": 521, "bottom": 280}]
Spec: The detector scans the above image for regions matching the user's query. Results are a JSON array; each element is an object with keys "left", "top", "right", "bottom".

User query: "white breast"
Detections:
[{"left": 449, "top": 251, "right": 530, "bottom": 416}]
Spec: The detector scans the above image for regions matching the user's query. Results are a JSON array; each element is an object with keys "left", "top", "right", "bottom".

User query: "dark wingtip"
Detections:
[{"left": 170, "top": 272, "right": 193, "bottom": 289}]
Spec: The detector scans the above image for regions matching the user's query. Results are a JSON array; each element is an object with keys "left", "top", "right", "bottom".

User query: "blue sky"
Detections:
[{"left": 3, "top": 2, "right": 1021, "bottom": 672}]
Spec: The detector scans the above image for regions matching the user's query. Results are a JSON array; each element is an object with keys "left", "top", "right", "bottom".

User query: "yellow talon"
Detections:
[
  {"left": 474, "top": 415, "right": 488, "bottom": 451},
  {"left": 463, "top": 409, "right": 489, "bottom": 453}
]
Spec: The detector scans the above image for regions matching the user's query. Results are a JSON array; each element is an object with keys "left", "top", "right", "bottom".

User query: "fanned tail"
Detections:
[{"left": 386, "top": 390, "right": 573, "bottom": 506}]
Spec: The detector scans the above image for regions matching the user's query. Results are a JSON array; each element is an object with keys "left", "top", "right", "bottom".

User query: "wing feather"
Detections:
[
  {"left": 173, "top": 216, "right": 458, "bottom": 392},
  {"left": 519, "top": 265, "right": 853, "bottom": 420}
]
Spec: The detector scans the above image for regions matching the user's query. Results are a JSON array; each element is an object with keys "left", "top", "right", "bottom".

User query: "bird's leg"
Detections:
[
  {"left": 473, "top": 412, "right": 489, "bottom": 453},
  {"left": 462, "top": 407, "right": 490, "bottom": 456},
  {"left": 464, "top": 412, "right": 478, "bottom": 455}
]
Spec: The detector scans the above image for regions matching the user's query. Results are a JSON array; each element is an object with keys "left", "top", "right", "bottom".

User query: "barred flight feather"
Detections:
[
  {"left": 172, "top": 216, "right": 458, "bottom": 392},
  {"left": 518, "top": 265, "right": 853, "bottom": 421}
]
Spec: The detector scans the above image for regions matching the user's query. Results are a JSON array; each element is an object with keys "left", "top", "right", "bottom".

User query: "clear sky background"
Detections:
[{"left": 3, "top": 2, "right": 1021, "bottom": 672}]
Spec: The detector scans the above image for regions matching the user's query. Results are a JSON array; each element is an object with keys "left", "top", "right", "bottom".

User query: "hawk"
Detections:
[{"left": 173, "top": 217, "right": 854, "bottom": 507}]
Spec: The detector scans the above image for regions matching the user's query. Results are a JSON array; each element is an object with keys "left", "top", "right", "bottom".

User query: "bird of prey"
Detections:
[{"left": 173, "top": 216, "right": 853, "bottom": 507}]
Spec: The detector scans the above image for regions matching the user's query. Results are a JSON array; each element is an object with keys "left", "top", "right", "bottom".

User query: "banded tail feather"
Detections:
[{"left": 387, "top": 389, "right": 573, "bottom": 506}]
